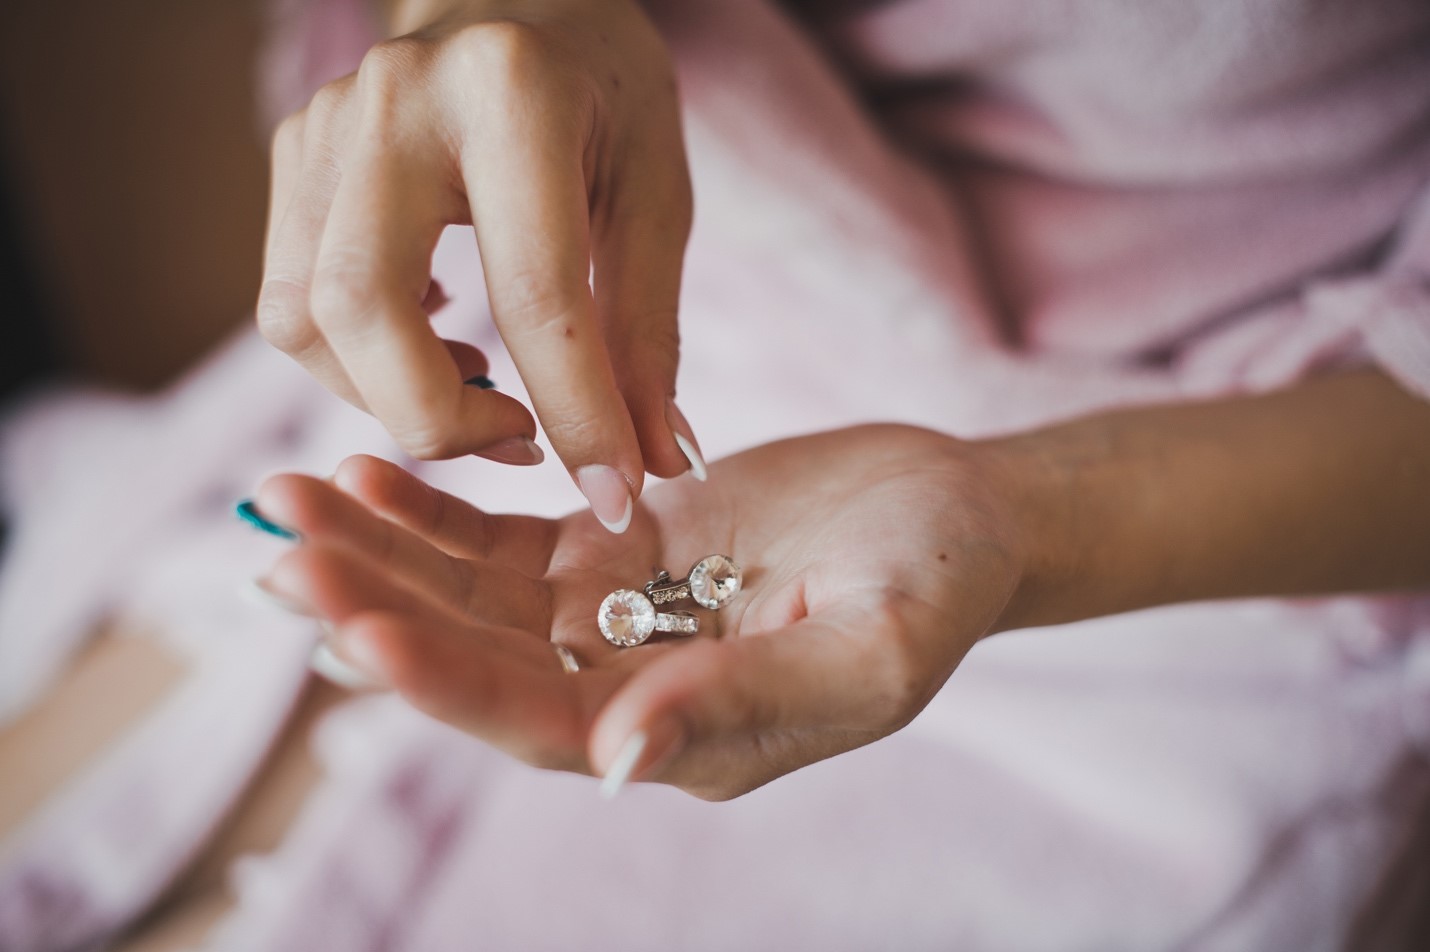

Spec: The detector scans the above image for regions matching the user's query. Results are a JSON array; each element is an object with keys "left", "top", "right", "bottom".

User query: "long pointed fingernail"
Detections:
[
  {"left": 423, "top": 279, "right": 451, "bottom": 315},
  {"left": 247, "top": 577, "right": 315, "bottom": 616},
  {"left": 235, "top": 499, "right": 300, "bottom": 541},
  {"left": 476, "top": 437, "right": 545, "bottom": 466},
  {"left": 309, "top": 641, "right": 383, "bottom": 691},
  {"left": 464, "top": 375, "right": 496, "bottom": 390},
  {"left": 599, "top": 730, "right": 647, "bottom": 799},
  {"left": 576, "top": 465, "right": 634, "bottom": 534},
  {"left": 665, "top": 400, "right": 706, "bottom": 481}
]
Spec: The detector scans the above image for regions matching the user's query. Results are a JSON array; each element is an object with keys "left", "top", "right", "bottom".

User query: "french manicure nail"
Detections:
[
  {"left": 309, "top": 641, "right": 383, "bottom": 691},
  {"left": 665, "top": 400, "right": 707, "bottom": 482},
  {"left": 247, "top": 577, "right": 315, "bottom": 616},
  {"left": 464, "top": 375, "right": 496, "bottom": 390},
  {"left": 476, "top": 437, "right": 545, "bottom": 466},
  {"left": 235, "top": 499, "right": 300, "bottom": 541},
  {"left": 576, "top": 464, "right": 634, "bottom": 534},
  {"left": 423, "top": 280, "right": 451, "bottom": 314},
  {"left": 599, "top": 730, "right": 647, "bottom": 799}
]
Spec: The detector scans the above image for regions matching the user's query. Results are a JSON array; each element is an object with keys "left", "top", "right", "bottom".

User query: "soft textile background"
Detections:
[{"left": 2, "top": 0, "right": 1428, "bottom": 949}]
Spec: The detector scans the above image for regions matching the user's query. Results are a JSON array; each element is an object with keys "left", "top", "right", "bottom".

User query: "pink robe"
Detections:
[{"left": 2, "top": 1, "right": 1428, "bottom": 948}]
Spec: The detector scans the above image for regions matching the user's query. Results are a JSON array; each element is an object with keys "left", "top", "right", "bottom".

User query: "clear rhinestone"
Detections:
[
  {"left": 598, "top": 589, "right": 656, "bottom": 647},
  {"left": 656, "top": 611, "right": 699, "bottom": 635},
  {"left": 689, "top": 555, "right": 742, "bottom": 609}
]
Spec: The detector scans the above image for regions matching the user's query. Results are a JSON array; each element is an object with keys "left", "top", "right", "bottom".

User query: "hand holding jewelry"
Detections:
[{"left": 250, "top": 426, "right": 1020, "bottom": 801}]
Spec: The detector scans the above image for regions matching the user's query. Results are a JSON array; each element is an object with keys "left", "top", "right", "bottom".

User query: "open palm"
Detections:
[{"left": 257, "top": 425, "right": 1024, "bottom": 799}]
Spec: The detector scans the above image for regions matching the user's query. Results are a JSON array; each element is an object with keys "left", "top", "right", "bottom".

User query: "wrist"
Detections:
[{"left": 978, "top": 417, "right": 1141, "bottom": 634}]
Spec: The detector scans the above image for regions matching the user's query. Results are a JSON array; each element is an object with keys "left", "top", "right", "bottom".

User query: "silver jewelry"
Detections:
[
  {"left": 645, "top": 554, "right": 743, "bottom": 611},
  {"left": 553, "top": 644, "right": 581, "bottom": 673},
  {"left": 597, "top": 589, "right": 701, "bottom": 647}
]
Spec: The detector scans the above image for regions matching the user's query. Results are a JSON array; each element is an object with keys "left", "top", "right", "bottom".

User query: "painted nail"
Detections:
[
  {"left": 476, "top": 437, "right": 545, "bottom": 466},
  {"left": 246, "top": 577, "right": 316, "bottom": 616},
  {"left": 599, "top": 730, "right": 648, "bottom": 799},
  {"left": 597, "top": 718, "right": 686, "bottom": 799},
  {"left": 423, "top": 279, "right": 451, "bottom": 314},
  {"left": 235, "top": 499, "right": 300, "bottom": 541},
  {"left": 331, "top": 631, "right": 391, "bottom": 689},
  {"left": 463, "top": 375, "right": 496, "bottom": 390},
  {"left": 575, "top": 465, "right": 634, "bottom": 534},
  {"left": 665, "top": 400, "right": 707, "bottom": 481},
  {"left": 309, "top": 641, "right": 383, "bottom": 691}
]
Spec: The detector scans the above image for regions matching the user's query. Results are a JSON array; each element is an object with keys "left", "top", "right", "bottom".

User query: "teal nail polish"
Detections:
[
  {"left": 235, "top": 499, "right": 300, "bottom": 541},
  {"left": 464, "top": 375, "right": 496, "bottom": 390}
]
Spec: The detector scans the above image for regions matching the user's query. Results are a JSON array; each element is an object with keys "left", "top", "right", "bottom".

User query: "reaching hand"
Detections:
[
  {"left": 257, "top": 0, "right": 697, "bottom": 532},
  {"left": 254, "top": 425, "right": 1026, "bottom": 799}
]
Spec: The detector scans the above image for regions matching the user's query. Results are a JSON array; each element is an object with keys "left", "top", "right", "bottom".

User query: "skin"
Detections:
[
  {"left": 254, "top": 369, "right": 1430, "bottom": 801},
  {"left": 258, "top": 0, "right": 696, "bottom": 520},
  {"left": 254, "top": 0, "right": 1430, "bottom": 801}
]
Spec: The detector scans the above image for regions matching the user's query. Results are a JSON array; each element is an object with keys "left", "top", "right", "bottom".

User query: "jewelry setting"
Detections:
[{"left": 597, "top": 554, "right": 743, "bottom": 648}]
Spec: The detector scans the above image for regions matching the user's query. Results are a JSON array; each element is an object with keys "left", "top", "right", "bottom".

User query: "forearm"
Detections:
[{"left": 993, "top": 369, "right": 1430, "bottom": 632}]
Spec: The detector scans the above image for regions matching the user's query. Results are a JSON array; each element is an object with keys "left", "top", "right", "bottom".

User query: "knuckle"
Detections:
[
  {"left": 255, "top": 278, "right": 315, "bottom": 353},
  {"left": 536, "top": 412, "right": 606, "bottom": 455},
  {"left": 395, "top": 424, "right": 464, "bottom": 462},
  {"left": 360, "top": 35, "right": 426, "bottom": 77},
  {"left": 448, "top": 19, "right": 548, "bottom": 80},
  {"left": 498, "top": 271, "right": 588, "bottom": 329},
  {"left": 308, "top": 266, "right": 380, "bottom": 330},
  {"left": 271, "top": 110, "right": 306, "bottom": 159},
  {"left": 357, "top": 36, "right": 430, "bottom": 102},
  {"left": 630, "top": 313, "right": 681, "bottom": 374},
  {"left": 306, "top": 78, "right": 351, "bottom": 125}
]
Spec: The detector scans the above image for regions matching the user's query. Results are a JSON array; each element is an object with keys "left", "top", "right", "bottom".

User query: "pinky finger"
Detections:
[{"left": 332, "top": 611, "right": 617, "bottom": 772}]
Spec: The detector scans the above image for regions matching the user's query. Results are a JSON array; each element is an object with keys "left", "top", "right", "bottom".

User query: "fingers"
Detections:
[
  {"left": 258, "top": 102, "right": 373, "bottom": 409},
  {"left": 592, "top": 132, "right": 701, "bottom": 481},
  {"left": 587, "top": 606, "right": 913, "bottom": 789},
  {"left": 264, "top": 546, "right": 555, "bottom": 671},
  {"left": 456, "top": 36, "right": 643, "bottom": 530},
  {"left": 330, "top": 455, "right": 559, "bottom": 575},
  {"left": 310, "top": 123, "right": 538, "bottom": 460},
  {"left": 332, "top": 611, "right": 619, "bottom": 772},
  {"left": 256, "top": 472, "right": 552, "bottom": 632},
  {"left": 260, "top": 67, "right": 538, "bottom": 465}
]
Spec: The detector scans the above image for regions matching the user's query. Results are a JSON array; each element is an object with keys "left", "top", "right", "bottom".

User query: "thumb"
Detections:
[{"left": 588, "top": 610, "right": 894, "bottom": 794}]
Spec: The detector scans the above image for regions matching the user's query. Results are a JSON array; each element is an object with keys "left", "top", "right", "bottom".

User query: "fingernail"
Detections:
[
  {"left": 576, "top": 465, "right": 634, "bottom": 534},
  {"left": 235, "top": 499, "right": 300, "bottom": 541},
  {"left": 665, "top": 400, "right": 707, "bottom": 482},
  {"left": 424, "top": 280, "right": 451, "bottom": 314},
  {"left": 247, "top": 577, "right": 315, "bottom": 616},
  {"left": 464, "top": 375, "right": 496, "bottom": 390},
  {"left": 599, "top": 730, "right": 647, "bottom": 799},
  {"left": 598, "top": 718, "right": 686, "bottom": 799},
  {"left": 330, "top": 630, "right": 392, "bottom": 689},
  {"left": 476, "top": 437, "right": 545, "bottom": 466},
  {"left": 309, "top": 641, "right": 383, "bottom": 691}
]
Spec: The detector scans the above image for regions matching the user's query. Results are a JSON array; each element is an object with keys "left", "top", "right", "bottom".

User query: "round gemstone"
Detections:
[
  {"left": 598, "top": 589, "right": 656, "bottom": 647},
  {"left": 689, "top": 555, "right": 742, "bottom": 609}
]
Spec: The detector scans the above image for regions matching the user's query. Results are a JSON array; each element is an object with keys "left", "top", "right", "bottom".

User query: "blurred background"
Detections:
[{"left": 0, "top": 0, "right": 269, "bottom": 407}]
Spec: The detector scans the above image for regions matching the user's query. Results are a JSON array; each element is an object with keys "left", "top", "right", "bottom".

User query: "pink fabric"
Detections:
[{"left": 3, "top": 0, "right": 1429, "bottom": 949}]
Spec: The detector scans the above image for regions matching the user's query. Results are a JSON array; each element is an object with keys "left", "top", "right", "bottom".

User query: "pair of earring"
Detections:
[{"left": 596, "top": 554, "right": 743, "bottom": 648}]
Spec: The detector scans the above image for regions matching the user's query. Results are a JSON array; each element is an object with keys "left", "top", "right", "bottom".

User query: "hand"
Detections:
[
  {"left": 253, "top": 425, "right": 1027, "bottom": 800},
  {"left": 257, "top": 0, "right": 697, "bottom": 531}
]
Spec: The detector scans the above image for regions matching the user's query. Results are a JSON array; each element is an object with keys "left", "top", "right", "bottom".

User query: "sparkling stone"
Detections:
[
  {"left": 656, "top": 611, "right": 699, "bottom": 635},
  {"left": 689, "top": 555, "right": 742, "bottom": 609},
  {"left": 598, "top": 589, "right": 656, "bottom": 647}
]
